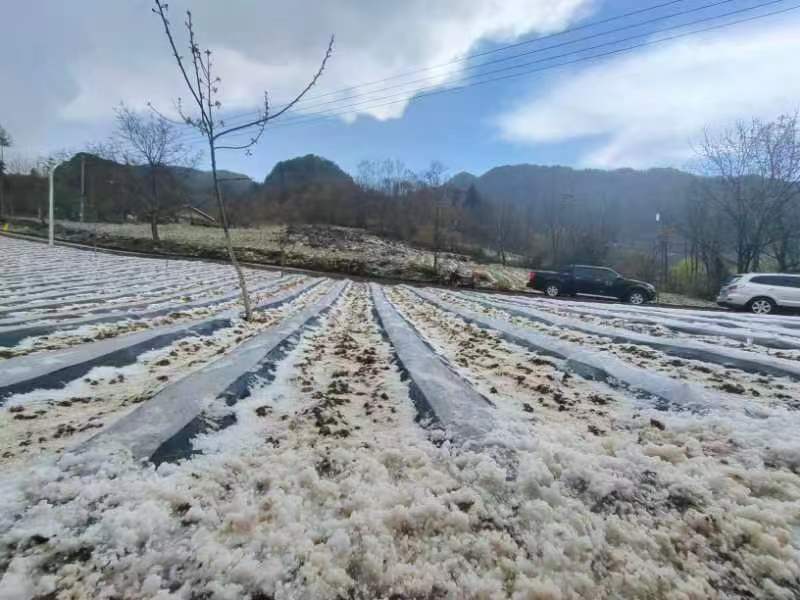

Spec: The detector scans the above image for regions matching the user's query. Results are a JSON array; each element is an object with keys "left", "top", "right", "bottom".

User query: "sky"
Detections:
[{"left": 2, "top": 0, "right": 799, "bottom": 180}]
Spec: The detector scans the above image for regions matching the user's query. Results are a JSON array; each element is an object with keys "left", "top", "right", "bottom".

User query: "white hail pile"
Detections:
[{"left": 1, "top": 237, "right": 799, "bottom": 599}]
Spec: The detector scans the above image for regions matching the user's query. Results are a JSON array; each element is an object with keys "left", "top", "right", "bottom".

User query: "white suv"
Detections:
[{"left": 717, "top": 273, "right": 800, "bottom": 314}]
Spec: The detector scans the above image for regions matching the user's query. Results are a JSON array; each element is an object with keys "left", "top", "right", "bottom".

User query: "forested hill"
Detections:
[
  {"left": 450, "top": 164, "right": 698, "bottom": 240},
  {"left": 264, "top": 154, "right": 354, "bottom": 192},
  {"left": 4, "top": 152, "right": 699, "bottom": 249}
]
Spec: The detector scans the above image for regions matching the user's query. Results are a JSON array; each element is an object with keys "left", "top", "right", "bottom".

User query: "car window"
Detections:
[
  {"left": 574, "top": 267, "right": 596, "bottom": 279},
  {"left": 780, "top": 276, "right": 800, "bottom": 288},
  {"left": 596, "top": 269, "right": 617, "bottom": 284},
  {"left": 751, "top": 275, "right": 783, "bottom": 286},
  {"left": 574, "top": 267, "right": 616, "bottom": 283}
]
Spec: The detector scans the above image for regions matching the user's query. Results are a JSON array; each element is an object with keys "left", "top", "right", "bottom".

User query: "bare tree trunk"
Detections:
[
  {"left": 150, "top": 0, "right": 330, "bottom": 325},
  {"left": 0, "top": 147, "right": 5, "bottom": 220},
  {"left": 150, "top": 212, "right": 160, "bottom": 242},
  {"left": 80, "top": 155, "right": 86, "bottom": 223},
  {"left": 210, "top": 144, "right": 252, "bottom": 320},
  {"left": 433, "top": 194, "right": 441, "bottom": 274},
  {"left": 150, "top": 168, "right": 160, "bottom": 242},
  {"left": 0, "top": 142, "right": 5, "bottom": 219}
]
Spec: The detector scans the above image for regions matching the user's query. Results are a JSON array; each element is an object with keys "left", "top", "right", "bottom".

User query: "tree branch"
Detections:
[
  {"left": 152, "top": 0, "right": 209, "bottom": 128},
  {"left": 213, "top": 35, "right": 334, "bottom": 140}
]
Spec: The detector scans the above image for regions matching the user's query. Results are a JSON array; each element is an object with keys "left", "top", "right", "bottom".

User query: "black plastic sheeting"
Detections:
[
  {"left": 149, "top": 325, "right": 308, "bottom": 466},
  {"left": 370, "top": 284, "right": 498, "bottom": 445},
  {"left": 0, "top": 278, "right": 291, "bottom": 348},
  {"left": 76, "top": 281, "right": 344, "bottom": 464},
  {"left": 0, "top": 279, "right": 322, "bottom": 404},
  {"left": 0, "top": 318, "right": 231, "bottom": 404},
  {"left": 463, "top": 293, "right": 800, "bottom": 381}
]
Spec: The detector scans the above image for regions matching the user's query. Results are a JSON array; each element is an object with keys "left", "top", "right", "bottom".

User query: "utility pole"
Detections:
[
  {"left": 656, "top": 212, "right": 670, "bottom": 288},
  {"left": 0, "top": 127, "right": 9, "bottom": 220},
  {"left": 0, "top": 144, "right": 5, "bottom": 221},
  {"left": 662, "top": 226, "right": 671, "bottom": 289},
  {"left": 80, "top": 155, "right": 86, "bottom": 223},
  {"left": 49, "top": 169, "right": 55, "bottom": 246},
  {"left": 48, "top": 161, "right": 64, "bottom": 247},
  {"left": 433, "top": 187, "right": 445, "bottom": 274}
]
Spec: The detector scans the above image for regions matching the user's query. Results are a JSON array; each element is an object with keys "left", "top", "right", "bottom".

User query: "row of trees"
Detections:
[
  {"left": 223, "top": 156, "right": 621, "bottom": 273},
  {"left": 681, "top": 112, "right": 800, "bottom": 295},
  {"left": 4, "top": 107, "right": 798, "bottom": 301},
  {"left": 0, "top": 116, "right": 197, "bottom": 234},
  {"left": 0, "top": 139, "right": 636, "bottom": 279}
]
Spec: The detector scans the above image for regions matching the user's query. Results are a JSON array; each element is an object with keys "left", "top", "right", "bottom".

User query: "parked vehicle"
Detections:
[
  {"left": 527, "top": 264, "right": 657, "bottom": 304},
  {"left": 716, "top": 273, "right": 800, "bottom": 314},
  {"left": 446, "top": 269, "right": 476, "bottom": 288}
]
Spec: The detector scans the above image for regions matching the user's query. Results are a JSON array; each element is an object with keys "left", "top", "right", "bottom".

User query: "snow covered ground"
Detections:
[{"left": 2, "top": 236, "right": 800, "bottom": 599}]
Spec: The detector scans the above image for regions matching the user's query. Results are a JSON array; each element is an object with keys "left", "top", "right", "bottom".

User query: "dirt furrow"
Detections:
[
  {"left": 500, "top": 295, "right": 800, "bottom": 358},
  {"left": 0, "top": 281, "right": 334, "bottom": 469},
  {"left": 1, "top": 276, "right": 306, "bottom": 360},
  {"left": 3, "top": 284, "right": 800, "bottom": 598},
  {"left": 435, "top": 289, "right": 800, "bottom": 408}
]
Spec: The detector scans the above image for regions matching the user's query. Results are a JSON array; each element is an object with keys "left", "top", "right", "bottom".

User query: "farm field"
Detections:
[
  {"left": 1, "top": 235, "right": 800, "bottom": 599},
  {"left": 8, "top": 220, "right": 533, "bottom": 291}
]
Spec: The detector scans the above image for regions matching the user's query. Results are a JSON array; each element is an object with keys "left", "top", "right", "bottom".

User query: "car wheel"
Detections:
[
  {"left": 627, "top": 290, "right": 646, "bottom": 305},
  {"left": 545, "top": 284, "right": 561, "bottom": 297},
  {"left": 747, "top": 297, "right": 775, "bottom": 314}
]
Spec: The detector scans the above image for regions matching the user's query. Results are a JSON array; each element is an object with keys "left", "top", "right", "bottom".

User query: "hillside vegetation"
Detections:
[{"left": 5, "top": 132, "right": 799, "bottom": 300}]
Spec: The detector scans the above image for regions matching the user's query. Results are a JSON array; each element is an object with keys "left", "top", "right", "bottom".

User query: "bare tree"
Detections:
[
  {"left": 114, "top": 104, "right": 196, "bottom": 241},
  {"left": 377, "top": 159, "right": 413, "bottom": 235},
  {"left": 5, "top": 154, "right": 39, "bottom": 176},
  {"left": 493, "top": 199, "right": 513, "bottom": 266},
  {"left": 679, "top": 183, "right": 728, "bottom": 295},
  {"left": 355, "top": 158, "right": 416, "bottom": 237},
  {"left": 0, "top": 123, "right": 11, "bottom": 219},
  {"left": 695, "top": 113, "right": 800, "bottom": 272},
  {"left": 151, "top": 0, "right": 334, "bottom": 320},
  {"left": 768, "top": 196, "right": 800, "bottom": 271},
  {"left": 420, "top": 161, "right": 447, "bottom": 273}
]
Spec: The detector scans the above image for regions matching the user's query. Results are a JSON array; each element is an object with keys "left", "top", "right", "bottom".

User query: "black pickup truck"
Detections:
[{"left": 527, "top": 264, "right": 657, "bottom": 304}]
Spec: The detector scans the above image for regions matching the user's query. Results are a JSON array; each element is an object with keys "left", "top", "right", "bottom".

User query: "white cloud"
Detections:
[
  {"left": 0, "top": 0, "right": 594, "bottom": 154},
  {"left": 495, "top": 18, "right": 800, "bottom": 168}
]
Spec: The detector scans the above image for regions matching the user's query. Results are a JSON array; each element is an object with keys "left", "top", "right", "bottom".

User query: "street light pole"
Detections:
[{"left": 47, "top": 161, "right": 63, "bottom": 247}]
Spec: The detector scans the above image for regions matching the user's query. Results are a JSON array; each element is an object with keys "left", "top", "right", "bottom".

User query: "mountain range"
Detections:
[
  {"left": 448, "top": 164, "right": 696, "bottom": 240},
  {"left": 7, "top": 152, "right": 697, "bottom": 241}
]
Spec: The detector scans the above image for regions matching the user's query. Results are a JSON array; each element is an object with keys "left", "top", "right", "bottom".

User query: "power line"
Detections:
[
  {"left": 173, "top": 0, "right": 796, "bottom": 146},
  {"left": 186, "top": 0, "right": 785, "bottom": 144},
  {"left": 219, "top": 0, "right": 692, "bottom": 127},
  {"left": 219, "top": 0, "right": 742, "bottom": 129},
  {"left": 259, "top": 0, "right": 751, "bottom": 125},
  {"left": 212, "top": 0, "right": 796, "bottom": 138}
]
